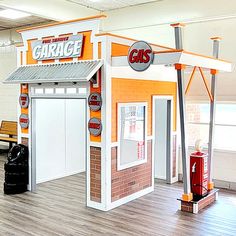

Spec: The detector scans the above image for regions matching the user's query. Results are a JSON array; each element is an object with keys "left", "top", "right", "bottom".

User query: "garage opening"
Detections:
[{"left": 31, "top": 98, "right": 86, "bottom": 190}]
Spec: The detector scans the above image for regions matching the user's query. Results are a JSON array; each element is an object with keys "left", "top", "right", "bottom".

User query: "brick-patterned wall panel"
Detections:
[
  {"left": 90, "top": 146, "right": 101, "bottom": 203},
  {"left": 111, "top": 141, "right": 152, "bottom": 202}
]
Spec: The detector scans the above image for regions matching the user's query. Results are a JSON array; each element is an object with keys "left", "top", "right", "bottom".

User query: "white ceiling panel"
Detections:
[{"left": 66, "top": 0, "right": 160, "bottom": 11}]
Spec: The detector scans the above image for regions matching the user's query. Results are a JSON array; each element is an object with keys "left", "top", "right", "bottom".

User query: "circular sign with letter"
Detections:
[
  {"left": 88, "top": 118, "right": 102, "bottom": 136},
  {"left": 19, "top": 114, "right": 29, "bottom": 129},
  {"left": 128, "top": 41, "right": 154, "bottom": 72},
  {"left": 88, "top": 92, "right": 102, "bottom": 111},
  {"left": 19, "top": 93, "right": 29, "bottom": 108}
]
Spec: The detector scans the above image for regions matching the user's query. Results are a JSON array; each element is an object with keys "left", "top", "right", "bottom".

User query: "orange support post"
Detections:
[
  {"left": 198, "top": 67, "right": 213, "bottom": 102},
  {"left": 185, "top": 66, "right": 197, "bottom": 95}
]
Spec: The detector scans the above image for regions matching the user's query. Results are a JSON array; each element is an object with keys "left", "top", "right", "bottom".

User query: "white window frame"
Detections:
[{"left": 117, "top": 102, "right": 148, "bottom": 171}]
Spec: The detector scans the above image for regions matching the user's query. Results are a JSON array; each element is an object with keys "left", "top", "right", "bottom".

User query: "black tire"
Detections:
[
  {"left": 4, "top": 163, "right": 28, "bottom": 173},
  {"left": 7, "top": 144, "right": 28, "bottom": 164},
  {"left": 5, "top": 172, "right": 28, "bottom": 184},
  {"left": 4, "top": 182, "right": 27, "bottom": 194}
]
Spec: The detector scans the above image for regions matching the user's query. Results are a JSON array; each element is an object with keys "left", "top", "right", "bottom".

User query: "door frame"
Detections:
[
  {"left": 152, "top": 95, "right": 177, "bottom": 184},
  {"left": 31, "top": 96, "right": 87, "bottom": 192}
]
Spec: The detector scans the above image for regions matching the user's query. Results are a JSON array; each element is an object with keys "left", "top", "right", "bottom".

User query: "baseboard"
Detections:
[
  {"left": 178, "top": 173, "right": 236, "bottom": 191},
  {"left": 106, "top": 186, "right": 154, "bottom": 211}
]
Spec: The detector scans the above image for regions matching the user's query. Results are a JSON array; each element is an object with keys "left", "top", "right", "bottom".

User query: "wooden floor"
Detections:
[{"left": 0, "top": 153, "right": 236, "bottom": 236}]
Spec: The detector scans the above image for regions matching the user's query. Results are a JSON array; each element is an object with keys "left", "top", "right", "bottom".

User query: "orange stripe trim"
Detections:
[
  {"left": 17, "top": 15, "right": 107, "bottom": 33},
  {"left": 154, "top": 49, "right": 183, "bottom": 54},
  {"left": 182, "top": 50, "right": 231, "bottom": 63},
  {"left": 95, "top": 32, "right": 175, "bottom": 50},
  {"left": 155, "top": 49, "right": 231, "bottom": 63}
]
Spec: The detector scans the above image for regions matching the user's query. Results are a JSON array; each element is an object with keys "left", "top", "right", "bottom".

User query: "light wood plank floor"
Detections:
[{"left": 0, "top": 153, "right": 236, "bottom": 236}]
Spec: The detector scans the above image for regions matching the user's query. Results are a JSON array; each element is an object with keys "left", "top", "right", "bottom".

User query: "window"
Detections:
[
  {"left": 186, "top": 102, "right": 236, "bottom": 151},
  {"left": 117, "top": 103, "right": 147, "bottom": 170}
]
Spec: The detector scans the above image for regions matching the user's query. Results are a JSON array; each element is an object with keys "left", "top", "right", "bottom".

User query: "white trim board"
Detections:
[{"left": 107, "top": 186, "right": 154, "bottom": 211}]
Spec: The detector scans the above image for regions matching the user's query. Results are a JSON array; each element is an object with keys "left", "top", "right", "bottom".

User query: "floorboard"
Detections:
[{"left": 0, "top": 153, "right": 236, "bottom": 236}]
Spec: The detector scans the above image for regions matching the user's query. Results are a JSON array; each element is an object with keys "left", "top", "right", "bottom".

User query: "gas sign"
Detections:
[
  {"left": 88, "top": 92, "right": 102, "bottom": 111},
  {"left": 19, "top": 114, "right": 29, "bottom": 129},
  {"left": 128, "top": 41, "right": 153, "bottom": 71},
  {"left": 88, "top": 118, "right": 102, "bottom": 136},
  {"left": 19, "top": 93, "right": 29, "bottom": 108}
]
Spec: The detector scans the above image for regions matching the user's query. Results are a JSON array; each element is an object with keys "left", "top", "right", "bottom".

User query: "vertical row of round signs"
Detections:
[
  {"left": 19, "top": 92, "right": 102, "bottom": 134},
  {"left": 19, "top": 93, "right": 29, "bottom": 128},
  {"left": 88, "top": 92, "right": 102, "bottom": 136}
]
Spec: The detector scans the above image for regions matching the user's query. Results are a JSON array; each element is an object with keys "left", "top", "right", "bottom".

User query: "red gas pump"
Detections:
[{"left": 190, "top": 140, "right": 208, "bottom": 199}]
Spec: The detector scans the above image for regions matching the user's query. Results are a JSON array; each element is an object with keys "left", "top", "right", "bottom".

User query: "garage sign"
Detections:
[
  {"left": 88, "top": 93, "right": 102, "bottom": 111},
  {"left": 19, "top": 114, "right": 29, "bottom": 129},
  {"left": 19, "top": 93, "right": 29, "bottom": 108},
  {"left": 128, "top": 41, "right": 154, "bottom": 71},
  {"left": 31, "top": 34, "right": 83, "bottom": 60},
  {"left": 88, "top": 118, "right": 102, "bottom": 136}
]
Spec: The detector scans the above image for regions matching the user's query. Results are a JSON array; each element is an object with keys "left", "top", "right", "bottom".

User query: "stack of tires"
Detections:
[{"left": 4, "top": 144, "right": 28, "bottom": 194}]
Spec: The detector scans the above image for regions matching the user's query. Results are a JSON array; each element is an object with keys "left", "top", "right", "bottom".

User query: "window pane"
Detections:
[
  {"left": 216, "top": 104, "right": 236, "bottom": 125},
  {"left": 214, "top": 125, "right": 236, "bottom": 151},
  {"left": 119, "top": 104, "right": 146, "bottom": 167}
]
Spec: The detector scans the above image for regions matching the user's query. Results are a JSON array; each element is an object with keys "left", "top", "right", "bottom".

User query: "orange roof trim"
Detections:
[
  {"left": 170, "top": 23, "right": 186, "bottom": 28},
  {"left": 95, "top": 32, "right": 175, "bottom": 50},
  {"left": 155, "top": 49, "right": 231, "bottom": 63},
  {"left": 210, "top": 37, "right": 222, "bottom": 41},
  {"left": 17, "top": 15, "right": 107, "bottom": 33}
]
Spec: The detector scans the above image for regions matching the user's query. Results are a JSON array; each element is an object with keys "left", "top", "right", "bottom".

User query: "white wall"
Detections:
[
  {"left": 0, "top": 30, "right": 20, "bottom": 147},
  {"left": 0, "top": 29, "right": 20, "bottom": 122}
]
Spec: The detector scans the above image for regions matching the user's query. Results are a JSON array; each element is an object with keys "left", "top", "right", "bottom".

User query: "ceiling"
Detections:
[
  {"left": 0, "top": 7, "right": 53, "bottom": 31},
  {"left": 0, "top": 0, "right": 234, "bottom": 32},
  {"left": 65, "top": 0, "right": 160, "bottom": 11}
]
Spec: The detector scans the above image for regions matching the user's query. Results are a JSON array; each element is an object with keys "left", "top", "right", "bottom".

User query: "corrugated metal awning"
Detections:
[{"left": 4, "top": 60, "right": 103, "bottom": 84}]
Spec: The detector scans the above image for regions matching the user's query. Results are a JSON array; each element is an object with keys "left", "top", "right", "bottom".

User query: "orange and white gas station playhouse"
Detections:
[{"left": 4, "top": 15, "right": 232, "bottom": 212}]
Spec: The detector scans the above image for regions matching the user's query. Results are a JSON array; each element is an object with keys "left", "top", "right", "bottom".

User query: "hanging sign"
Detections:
[
  {"left": 31, "top": 34, "right": 83, "bottom": 60},
  {"left": 128, "top": 41, "right": 154, "bottom": 72},
  {"left": 19, "top": 93, "right": 29, "bottom": 108},
  {"left": 19, "top": 114, "right": 29, "bottom": 129},
  {"left": 88, "top": 118, "right": 102, "bottom": 136},
  {"left": 88, "top": 93, "right": 102, "bottom": 111}
]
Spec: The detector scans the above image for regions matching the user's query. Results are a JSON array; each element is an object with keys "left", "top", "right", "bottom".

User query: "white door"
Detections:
[
  {"left": 65, "top": 99, "right": 86, "bottom": 175},
  {"left": 153, "top": 97, "right": 173, "bottom": 183},
  {"left": 34, "top": 98, "right": 86, "bottom": 184},
  {"left": 154, "top": 99, "right": 168, "bottom": 180}
]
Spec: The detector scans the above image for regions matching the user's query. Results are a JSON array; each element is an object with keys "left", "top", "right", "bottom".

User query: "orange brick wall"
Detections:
[
  {"left": 90, "top": 146, "right": 101, "bottom": 203},
  {"left": 111, "top": 78, "right": 177, "bottom": 142},
  {"left": 111, "top": 141, "right": 152, "bottom": 202}
]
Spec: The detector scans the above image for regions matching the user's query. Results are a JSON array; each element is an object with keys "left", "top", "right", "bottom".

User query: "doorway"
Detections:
[
  {"left": 153, "top": 96, "right": 174, "bottom": 184},
  {"left": 31, "top": 98, "right": 86, "bottom": 190}
]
